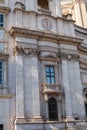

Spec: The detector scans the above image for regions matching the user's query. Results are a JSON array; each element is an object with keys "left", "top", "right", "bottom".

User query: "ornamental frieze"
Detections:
[{"left": 14, "top": 46, "right": 38, "bottom": 56}]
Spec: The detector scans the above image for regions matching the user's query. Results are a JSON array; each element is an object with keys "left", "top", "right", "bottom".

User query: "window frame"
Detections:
[{"left": 45, "top": 65, "right": 55, "bottom": 84}]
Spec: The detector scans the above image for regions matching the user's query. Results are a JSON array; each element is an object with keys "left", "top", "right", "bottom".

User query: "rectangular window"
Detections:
[
  {"left": 0, "top": 124, "right": 3, "bottom": 130},
  {"left": 0, "top": 61, "right": 3, "bottom": 86},
  {"left": 46, "top": 66, "right": 55, "bottom": 84},
  {"left": 0, "top": 14, "right": 4, "bottom": 27}
]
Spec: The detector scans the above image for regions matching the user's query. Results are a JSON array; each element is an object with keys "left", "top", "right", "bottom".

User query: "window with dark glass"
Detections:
[
  {"left": 0, "top": 61, "right": 3, "bottom": 85},
  {"left": 38, "top": 0, "right": 49, "bottom": 10},
  {"left": 46, "top": 66, "right": 55, "bottom": 84},
  {"left": 85, "top": 94, "right": 87, "bottom": 99},
  {"left": 48, "top": 98, "right": 58, "bottom": 121},
  {"left": 0, "top": 14, "right": 4, "bottom": 27},
  {"left": 85, "top": 104, "right": 87, "bottom": 117},
  {"left": 0, "top": 124, "right": 3, "bottom": 130}
]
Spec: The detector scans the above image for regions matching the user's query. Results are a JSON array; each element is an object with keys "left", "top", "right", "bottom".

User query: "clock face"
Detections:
[{"left": 41, "top": 18, "right": 53, "bottom": 30}]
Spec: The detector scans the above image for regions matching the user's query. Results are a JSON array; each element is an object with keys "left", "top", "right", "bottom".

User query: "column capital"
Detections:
[
  {"left": 60, "top": 52, "right": 79, "bottom": 61},
  {"left": 14, "top": 46, "right": 39, "bottom": 56}
]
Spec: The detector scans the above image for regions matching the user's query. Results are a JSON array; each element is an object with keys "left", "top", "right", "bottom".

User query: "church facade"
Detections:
[{"left": 0, "top": 0, "right": 87, "bottom": 130}]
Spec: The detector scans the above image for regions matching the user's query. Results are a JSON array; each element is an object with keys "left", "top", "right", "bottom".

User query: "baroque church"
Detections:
[{"left": 0, "top": 0, "right": 87, "bottom": 130}]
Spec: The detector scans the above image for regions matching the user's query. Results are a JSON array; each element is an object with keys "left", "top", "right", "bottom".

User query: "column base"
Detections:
[
  {"left": 14, "top": 117, "right": 32, "bottom": 124},
  {"left": 14, "top": 116, "right": 43, "bottom": 124},
  {"left": 32, "top": 116, "right": 43, "bottom": 123},
  {"left": 65, "top": 116, "right": 75, "bottom": 121}
]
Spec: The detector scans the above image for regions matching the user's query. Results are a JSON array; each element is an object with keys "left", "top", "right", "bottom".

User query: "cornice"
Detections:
[
  {"left": 78, "top": 45, "right": 87, "bottom": 54},
  {"left": 75, "top": 25, "right": 87, "bottom": 36},
  {"left": 80, "top": 59, "right": 87, "bottom": 66},
  {"left": 0, "top": 6, "right": 10, "bottom": 13},
  {"left": 10, "top": 27, "right": 82, "bottom": 46},
  {"left": 80, "top": 59, "right": 87, "bottom": 70}
]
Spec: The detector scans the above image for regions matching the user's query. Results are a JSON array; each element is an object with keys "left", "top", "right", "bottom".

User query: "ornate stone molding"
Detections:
[
  {"left": 60, "top": 52, "right": 79, "bottom": 61},
  {"left": 0, "top": 52, "right": 9, "bottom": 59},
  {"left": 14, "top": 46, "right": 39, "bottom": 56},
  {"left": 0, "top": 6, "right": 10, "bottom": 13},
  {"left": 41, "top": 83, "right": 62, "bottom": 95}
]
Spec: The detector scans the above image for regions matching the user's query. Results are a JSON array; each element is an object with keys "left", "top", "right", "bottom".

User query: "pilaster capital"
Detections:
[
  {"left": 14, "top": 46, "right": 39, "bottom": 56},
  {"left": 60, "top": 52, "right": 79, "bottom": 61}
]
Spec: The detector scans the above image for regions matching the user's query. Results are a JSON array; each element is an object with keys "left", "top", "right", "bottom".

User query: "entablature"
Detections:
[{"left": 10, "top": 27, "right": 82, "bottom": 46}]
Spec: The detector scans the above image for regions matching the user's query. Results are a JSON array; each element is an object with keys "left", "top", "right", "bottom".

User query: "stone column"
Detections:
[
  {"left": 79, "top": 0, "right": 87, "bottom": 28},
  {"left": 44, "top": 94, "right": 49, "bottom": 120},
  {"left": 74, "top": 0, "right": 83, "bottom": 27},
  {"left": 25, "top": 0, "right": 37, "bottom": 12},
  {"left": 54, "top": 0, "right": 62, "bottom": 17},
  {"left": 31, "top": 56, "right": 42, "bottom": 121},
  {"left": 73, "top": 61, "right": 85, "bottom": 118},
  {"left": 16, "top": 55, "right": 24, "bottom": 118},
  {"left": 58, "top": 95, "right": 62, "bottom": 120},
  {"left": 15, "top": 1, "right": 23, "bottom": 27},
  {"left": 48, "top": 0, "right": 55, "bottom": 16},
  {"left": 62, "top": 60, "right": 73, "bottom": 120}
]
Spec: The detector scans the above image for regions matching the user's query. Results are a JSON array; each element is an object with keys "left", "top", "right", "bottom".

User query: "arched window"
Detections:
[
  {"left": 48, "top": 98, "right": 58, "bottom": 121},
  {"left": 38, "top": 0, "right": 49, "bottom": 10}
]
